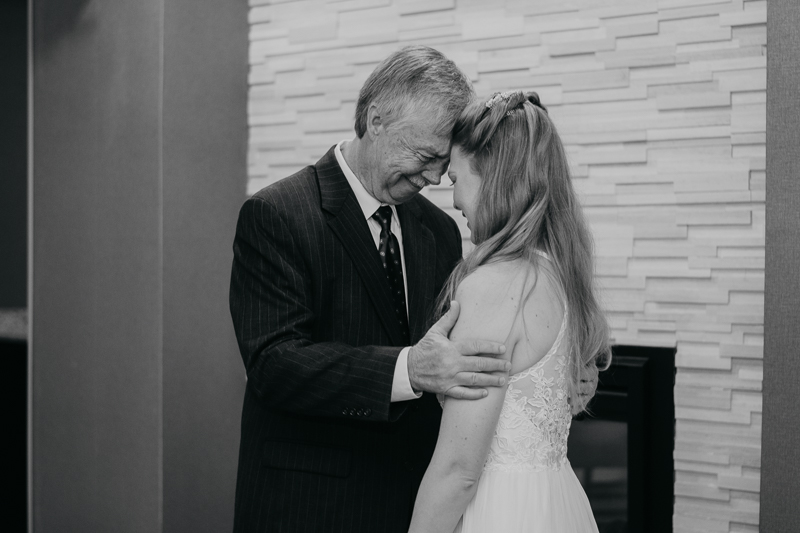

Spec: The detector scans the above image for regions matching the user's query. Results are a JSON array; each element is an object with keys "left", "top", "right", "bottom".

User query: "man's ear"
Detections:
[{"left": 366, "top": 103, "right": 384, "bottom": 139}]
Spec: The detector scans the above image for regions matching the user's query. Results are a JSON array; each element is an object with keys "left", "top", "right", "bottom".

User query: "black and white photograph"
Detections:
[{"left": 1, "top": 0, "right": 797, "bottom": 532}]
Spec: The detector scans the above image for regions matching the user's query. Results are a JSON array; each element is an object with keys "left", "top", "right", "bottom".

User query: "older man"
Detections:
[{"left": 229, "top": 46, "right": 512, "bottom": 533}]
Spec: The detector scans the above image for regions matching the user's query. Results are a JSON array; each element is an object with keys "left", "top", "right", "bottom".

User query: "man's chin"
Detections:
[
  {"left": 389, "top": 179, "right": 426, "bottom": 203},
  {"left": 394, "top": 192, "right": 420, "bottom": 204}
]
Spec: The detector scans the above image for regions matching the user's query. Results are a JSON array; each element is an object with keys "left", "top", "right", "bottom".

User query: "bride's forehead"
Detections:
[{"left": 450, "top": 147, "right": 473, "bottom": 166}]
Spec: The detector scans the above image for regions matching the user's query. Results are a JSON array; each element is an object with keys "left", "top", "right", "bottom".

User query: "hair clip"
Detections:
[{"left": 485, "top": 91, "right": 516, "bottom": 109}]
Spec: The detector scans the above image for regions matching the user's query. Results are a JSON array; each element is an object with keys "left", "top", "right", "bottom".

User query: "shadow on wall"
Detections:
[{"left": 36, "top": 0, "right": 94, "bottom": 55}]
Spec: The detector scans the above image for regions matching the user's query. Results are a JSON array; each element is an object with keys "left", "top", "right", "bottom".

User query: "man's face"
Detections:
[{"left": 367, "top": 113, "right": 452, "bottom": 205}]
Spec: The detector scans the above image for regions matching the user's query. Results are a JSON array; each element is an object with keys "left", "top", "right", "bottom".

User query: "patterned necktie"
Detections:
[{"left": 372, "top": 206, "right": 410, "bottom": 343}]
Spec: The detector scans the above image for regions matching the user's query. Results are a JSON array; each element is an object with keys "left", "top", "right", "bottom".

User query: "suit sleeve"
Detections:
[{"left": 230, "top": 195, "right": 406, "bottom": 422}]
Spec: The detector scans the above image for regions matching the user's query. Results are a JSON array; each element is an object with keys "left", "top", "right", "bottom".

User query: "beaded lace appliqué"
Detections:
[{"left": 483, "top": 309, "right": 572, "bottom": 472}]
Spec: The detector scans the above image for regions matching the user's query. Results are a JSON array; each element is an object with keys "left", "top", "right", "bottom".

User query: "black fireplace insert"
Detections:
[{"left": 568, "top": 345, "right": 676, "bottom": 533}]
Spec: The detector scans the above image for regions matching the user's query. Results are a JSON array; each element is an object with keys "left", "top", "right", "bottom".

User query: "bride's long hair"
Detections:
[{"left": 436, "top": 91, "right": 610, "bottom": 412}]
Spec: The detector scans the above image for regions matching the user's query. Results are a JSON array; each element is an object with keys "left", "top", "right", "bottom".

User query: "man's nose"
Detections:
[{"left": 423, "top": 168, "right": 442, "bottom": 185}]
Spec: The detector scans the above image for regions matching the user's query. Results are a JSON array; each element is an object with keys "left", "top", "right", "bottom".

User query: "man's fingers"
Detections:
[
  {"left": 430, "top": 300, "right": 460, "bottom": 337},
  {"left": 459, "top": 371, "right": 506, "bottom": 388},
  {"left": 456, "top": 339, "right": 506, "bottom": 357},
  {"left": 461, "top": 356, "right": 511, "bottom": 374},
  {"left": 445, "top": 386, "right": 488, "bottom": 401}
]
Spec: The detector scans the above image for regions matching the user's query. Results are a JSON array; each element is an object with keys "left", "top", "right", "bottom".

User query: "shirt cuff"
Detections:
[{"left": 391, "top": 347, "right": 423, "bottom": 402}]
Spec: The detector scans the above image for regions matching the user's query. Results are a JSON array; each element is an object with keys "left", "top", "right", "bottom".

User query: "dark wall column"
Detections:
[
  {"left": 761, "top": 1, "right": 800, "bottom": 531},
  {"left": 0, "top": 3, "right": 30, "bottom": 528},
  {"left": 32, "top": 1, "right": 247, "bottom": 531},
  {"left": 0, "top": 0, "right": 28, "bottom": 308}
]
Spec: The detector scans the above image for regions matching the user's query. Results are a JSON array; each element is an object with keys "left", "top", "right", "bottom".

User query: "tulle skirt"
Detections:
[{"left": 456, "top": 463, "right": 599, "bottom": 533}]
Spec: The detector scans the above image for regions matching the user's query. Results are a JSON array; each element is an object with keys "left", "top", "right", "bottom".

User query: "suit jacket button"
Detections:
[
  {"left": 342, "top": 408, "right": 348, "bottom": 416},
  {"left": 356, "top": 409, "right": 364, "bottom": 416},
  {"left": 365, "top": 408, "right": 372, "bottom": 416},
  {"left": 349, "top": 408, "right": 356, "bottom": 416}
]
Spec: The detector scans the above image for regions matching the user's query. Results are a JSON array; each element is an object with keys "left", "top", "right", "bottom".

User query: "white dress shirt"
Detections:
[{"left": 335, "top": 141, "right": 421, "bottom": 402}]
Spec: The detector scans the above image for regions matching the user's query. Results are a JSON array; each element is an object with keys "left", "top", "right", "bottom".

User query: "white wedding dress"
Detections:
[{"left": 454, "top": 306, "right": 599, "bottom": 533}]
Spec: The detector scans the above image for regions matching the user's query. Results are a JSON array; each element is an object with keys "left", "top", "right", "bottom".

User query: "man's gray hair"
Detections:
[{"left": 354, "top": 45, "right": 475, "bottom": 138}]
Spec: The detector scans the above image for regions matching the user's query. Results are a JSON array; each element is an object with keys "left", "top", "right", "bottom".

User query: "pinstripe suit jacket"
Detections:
[{"left": 230, "top": 146, "right": 463, "bottom": 532}]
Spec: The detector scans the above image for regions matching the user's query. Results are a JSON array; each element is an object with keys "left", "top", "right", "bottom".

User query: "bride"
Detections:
[{"left": 408, "top": 91, "right": 610, "bottom": 533}]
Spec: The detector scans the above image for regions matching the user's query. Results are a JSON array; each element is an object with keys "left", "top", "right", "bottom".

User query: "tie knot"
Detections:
[{"left": 372, "top": 205, "right": 393, "bottom": 231}]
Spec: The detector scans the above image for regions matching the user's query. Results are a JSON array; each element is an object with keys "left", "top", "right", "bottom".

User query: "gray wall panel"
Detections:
[
  {"left": 162, "top": 0, "right": 247, "bottom": 531},
  {"left": 762, "top": 0, "right": 800, "bottom": 530},
  {"left": 32, "top": 1, "right": 164, "bottom": 531},
  {"left": 32, "top": 0, "right": 247, "bottom": 530}
]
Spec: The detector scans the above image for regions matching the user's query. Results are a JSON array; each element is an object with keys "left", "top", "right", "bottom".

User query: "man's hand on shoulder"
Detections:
[{"left": 407, "top": 301, "right": 510, "bottom": 400}]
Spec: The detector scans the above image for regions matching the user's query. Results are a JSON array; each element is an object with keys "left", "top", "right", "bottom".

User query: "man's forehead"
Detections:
[
  {"left": 397, "top": 112, "right": 453, "bottom": 154},
  {"left": 407, "top": 128, "right": 452, "bottom": 157},
  {"left": 420, "top": 143, "right": 452, "bottom": 159}
]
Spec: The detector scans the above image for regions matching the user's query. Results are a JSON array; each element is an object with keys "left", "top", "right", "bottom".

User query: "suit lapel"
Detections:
[
  {"left": 317, "top": 147, "right": 407, "bottom": 346},
  {"left": 397, "top": 200, "right": 436, "bottom": 343}
]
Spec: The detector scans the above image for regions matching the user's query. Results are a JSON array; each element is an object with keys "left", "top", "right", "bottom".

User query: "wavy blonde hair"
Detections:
[{"left": 436, "top": 91, "right": 611, "bottom": 412}]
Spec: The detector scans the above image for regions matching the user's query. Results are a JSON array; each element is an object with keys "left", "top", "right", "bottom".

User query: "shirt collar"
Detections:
[{"left": 334, "top": 140, "right": 384, "bottom": 221}]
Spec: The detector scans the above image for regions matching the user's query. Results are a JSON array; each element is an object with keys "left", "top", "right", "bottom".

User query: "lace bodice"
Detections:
[{"left": 483, "top": 308, "right": 572, "bottom": 472}]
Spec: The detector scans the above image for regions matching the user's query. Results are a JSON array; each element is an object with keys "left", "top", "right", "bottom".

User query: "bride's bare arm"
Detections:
[{"left": 408, "top": 267, "right": 517, "bottom": 533}]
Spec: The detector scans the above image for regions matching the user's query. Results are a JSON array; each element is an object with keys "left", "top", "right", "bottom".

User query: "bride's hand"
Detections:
[{"left": 571, "top": 361, "right": 599, "bottom": 415}]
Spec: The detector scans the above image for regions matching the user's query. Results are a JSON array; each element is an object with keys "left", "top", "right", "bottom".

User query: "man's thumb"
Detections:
[{"left": 435, "top": 300, "right": 460, "bottom": 335}]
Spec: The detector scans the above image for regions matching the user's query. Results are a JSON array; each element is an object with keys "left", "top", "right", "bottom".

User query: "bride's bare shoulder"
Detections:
[
  {"left": 456, "top": 258, "right": 565, "bottom": 371},
  {"left": 449, "top": 262, "right": 528, "bottom": 346},
  {"left": 457, "top": 260, "right": 526, "bottom": 295},
  {"left": 455, "top": 260, "right": 530, "bottom": 314}
]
